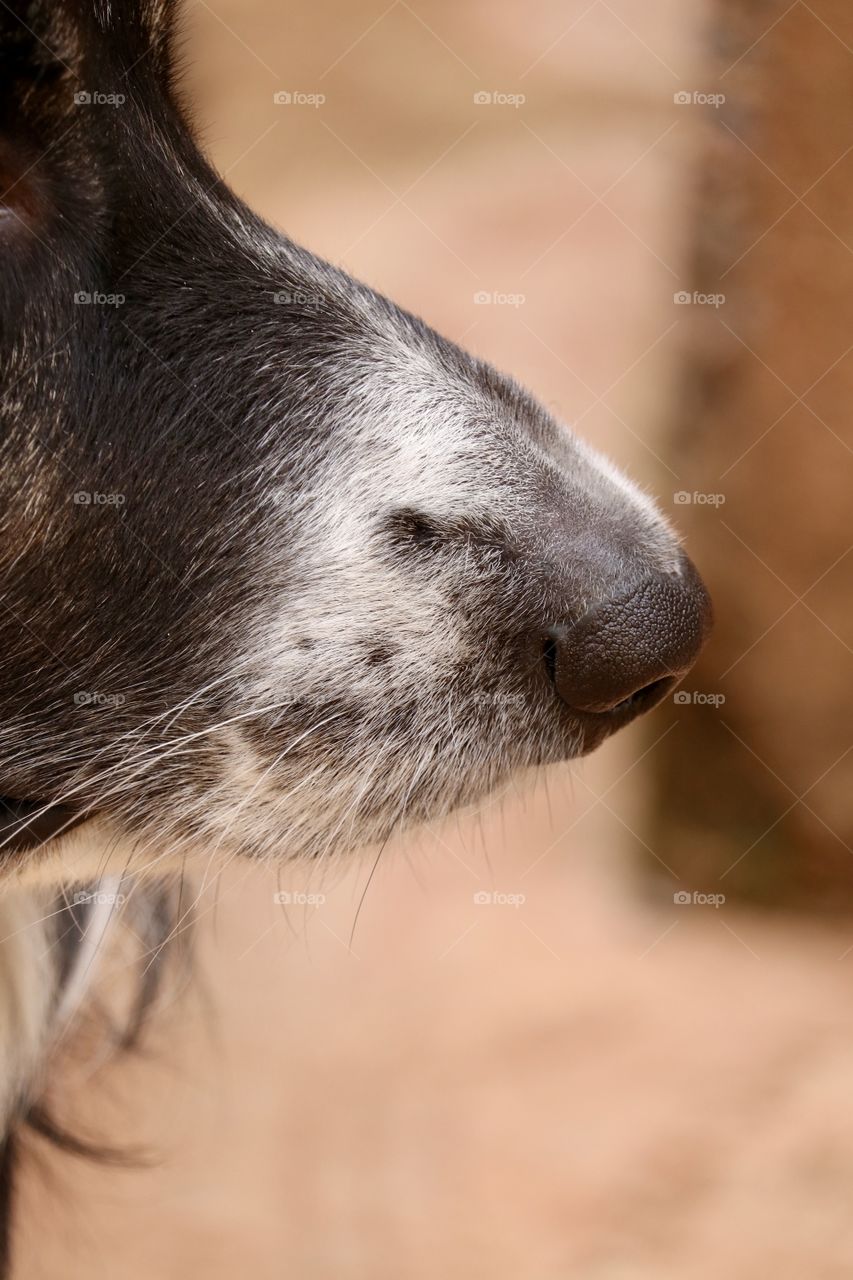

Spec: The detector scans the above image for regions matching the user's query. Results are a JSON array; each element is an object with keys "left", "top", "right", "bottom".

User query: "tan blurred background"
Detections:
[{"left": 17, "top": 1, "right": 853, "bottom": 1277}]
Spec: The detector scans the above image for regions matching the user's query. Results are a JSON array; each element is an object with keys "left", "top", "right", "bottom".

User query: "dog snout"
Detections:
[{"left": 545, "top": 556, "right": 712, "bottom": 722}]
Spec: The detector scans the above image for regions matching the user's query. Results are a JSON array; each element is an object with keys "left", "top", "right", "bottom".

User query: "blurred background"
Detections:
[{"left": 18, "top": 1, "right": 853, "bottom": 1276}]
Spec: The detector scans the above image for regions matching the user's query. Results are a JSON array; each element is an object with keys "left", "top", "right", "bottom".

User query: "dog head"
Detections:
[{"left": 0, "top": 0, "right": 711, "bottom": 870}]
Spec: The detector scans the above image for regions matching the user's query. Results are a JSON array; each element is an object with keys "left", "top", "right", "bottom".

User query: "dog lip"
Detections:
[{"left": 556, "top": 673, "right": 678, "bottom": 755}]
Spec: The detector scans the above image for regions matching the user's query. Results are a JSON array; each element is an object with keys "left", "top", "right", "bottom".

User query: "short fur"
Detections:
[{"left": 0, "top": 1, "right": 704, "bottom": 1268}]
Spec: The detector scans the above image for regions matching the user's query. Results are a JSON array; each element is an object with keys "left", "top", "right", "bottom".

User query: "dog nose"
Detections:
[{"left": 547, "top": 558, "right": 712, "bottom": 717}]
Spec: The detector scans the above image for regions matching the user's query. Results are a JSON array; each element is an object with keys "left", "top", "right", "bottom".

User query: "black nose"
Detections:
[{"left": 546, "top": 558, "right": 712, "bottom": 718}]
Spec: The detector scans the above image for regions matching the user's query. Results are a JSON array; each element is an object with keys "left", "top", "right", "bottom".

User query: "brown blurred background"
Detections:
[{"left": 17, "top": 1, "right": 853, "bottom": 1276}]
